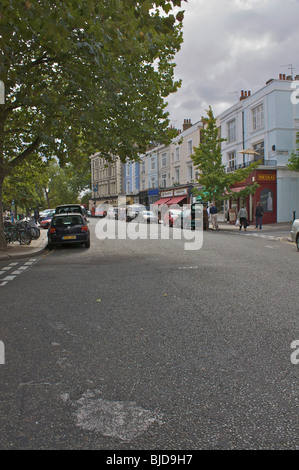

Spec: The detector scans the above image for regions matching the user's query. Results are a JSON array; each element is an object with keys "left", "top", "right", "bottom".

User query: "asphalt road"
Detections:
[{"left": 0, "top": 218, "right": 298, "bottom": 450}]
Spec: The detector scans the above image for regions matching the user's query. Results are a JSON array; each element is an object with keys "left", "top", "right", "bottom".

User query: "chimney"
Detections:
[
  {"left": 182, "top": 118, "right": 192, "bottom": 131},
  {"left": 240, "top": 90, "right": 251, "bottom": 101}
]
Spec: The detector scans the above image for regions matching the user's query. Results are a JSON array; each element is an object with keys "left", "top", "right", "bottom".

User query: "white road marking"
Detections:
[
  {"left": 2, "top": 276, "right": 16, "bottom": 281},
  {"left": 0, "top": 282, "right": 8, "bottom": 286}
]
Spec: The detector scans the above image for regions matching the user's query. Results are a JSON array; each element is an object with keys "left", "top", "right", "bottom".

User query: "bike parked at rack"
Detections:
[{"left": 4, "top": 221, "right": 32, "bottom": 245}]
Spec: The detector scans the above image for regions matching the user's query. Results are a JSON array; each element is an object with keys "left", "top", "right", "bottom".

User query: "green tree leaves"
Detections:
[{"left": 192, "top": 107, "right": 261, "bottom": 203}]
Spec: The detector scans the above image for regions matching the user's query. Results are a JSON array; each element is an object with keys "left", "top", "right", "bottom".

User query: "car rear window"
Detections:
[
  {"left": 52, "top": 215, "right": 83, "bottom": 226},
  {"left": 56, "top": 206, "right": 83, "bottom": 214}
]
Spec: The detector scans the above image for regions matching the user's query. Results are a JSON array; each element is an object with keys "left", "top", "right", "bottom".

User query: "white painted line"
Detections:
[
  {"left": 9, "top": 262, "right": 18, "bottom": 266},
  {"left": 11, "top": 270, "right": 22, "bottom": 275},
  {"left": 24, "top": 262, "right": 33, "bottom": 265},
  {"left": 2, "top": 267, "right": 12, "bottom": 271},
  {"left": 0, "top": 271, "right": 4, "bottom": 275},
  {"left": 29, "top": 259, "right": 37, "bottom": 262},
  {"left": 0, "top": 282, "right": 8, "bottom": 287},
  {"left": 2, "top": 276, "right": 16, "bottom": 281},
  {"left": 18, "top": 266, "right": 28, "bottom": 270}
]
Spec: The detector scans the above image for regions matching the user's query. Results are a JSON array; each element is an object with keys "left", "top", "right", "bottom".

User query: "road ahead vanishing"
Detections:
[{"left": 0, "top": 218, "right": 298, "bottom": 450}]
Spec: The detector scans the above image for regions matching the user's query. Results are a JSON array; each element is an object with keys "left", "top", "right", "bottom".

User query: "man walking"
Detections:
[
  {"left": 238, "top": 207, "right": 248, "bottom": 231},
  {"left": 255, "top": 202, "right": 264, "bottom": 229},
  {"left": 210, "top": 203, "right": 218, "bottom": 230}
]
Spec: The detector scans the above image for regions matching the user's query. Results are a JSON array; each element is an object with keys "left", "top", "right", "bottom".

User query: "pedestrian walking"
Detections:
[
  {"left": 255, "top": 202, "right": 264, "bottom": 229},
  {"left": 238, "top": 207, "right": 248, "bottom": 231},
  {"left": 210, "top": 203, "right": 218, "bottom": 230}
]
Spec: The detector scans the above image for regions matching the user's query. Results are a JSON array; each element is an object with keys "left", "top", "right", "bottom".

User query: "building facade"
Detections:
[{"left": 219, "top": 74, "right": 299, "bottom": 223}]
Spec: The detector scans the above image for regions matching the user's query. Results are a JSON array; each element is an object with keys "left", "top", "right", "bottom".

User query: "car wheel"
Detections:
[
  {"left": 297, "top": 235, "right": 299, "bottom": 251},
  {"left": 85, "top": 240, "right": 90, "bottom": 248}
]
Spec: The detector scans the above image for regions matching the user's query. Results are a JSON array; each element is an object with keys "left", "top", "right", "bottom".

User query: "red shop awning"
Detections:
[
  {"left": 230, "top": 186, "right": 247, "bottom": 193},
  {"left": 152, "top": 198, "right": 172, "bottom": 205},
  {"left": 167, "top": 195, "right": 187, "bottom": 205}
]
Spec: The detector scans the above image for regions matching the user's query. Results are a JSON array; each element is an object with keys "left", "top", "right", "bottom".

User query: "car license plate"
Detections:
[{"left": 62, "top": 235, "right": 77, "bottom": 240}]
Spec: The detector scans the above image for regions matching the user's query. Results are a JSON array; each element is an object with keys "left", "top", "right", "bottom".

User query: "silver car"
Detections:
[{"left": 291, "top": 219, "right": 299, "bottom": 251}]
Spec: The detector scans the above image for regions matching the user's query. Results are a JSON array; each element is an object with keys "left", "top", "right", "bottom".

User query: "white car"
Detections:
[
  {"left": 290, "top": 219, "right": 299, "bottom": 251},
  {"left": 138, "top": 210, "right": 158, "bottom": 224}
]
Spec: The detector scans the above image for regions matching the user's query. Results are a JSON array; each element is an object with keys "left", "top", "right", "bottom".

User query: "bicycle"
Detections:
[
  {"left": 4, "top": 221, "right": 32, "bottom": 245},
  {"left": 17, "top": 220, "right": 40, "bottom": 240}
]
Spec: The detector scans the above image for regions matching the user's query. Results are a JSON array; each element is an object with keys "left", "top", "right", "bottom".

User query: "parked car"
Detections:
[
  {"left": 38, "top": 209, "right": 55, "bottom": 222},
  {"left": 55, "top": 204, "right": 87, "bottom": 220},
  {"left": 107, "top": 207, "right": 119, "bottom": 219},
  {"left": 291, "top": 218, "right": 299, "bottom": 250},
  {"left": 126, "top": 204, "right": 147, "bottom": 221},
  {"left": 137, "top": 210, "right": 158, "bottom": 224},
  {"left": 48, "top": 213, "right": 90, "bottom": 249},
  {"left": 163, "top": 209, "right": 182, "bottom": 227},
  {"left": 94, "top": 206, "right": 107, "bottom": 218},
  {"left": 40, "top": 211, "right": 55, "bottom": 229}
]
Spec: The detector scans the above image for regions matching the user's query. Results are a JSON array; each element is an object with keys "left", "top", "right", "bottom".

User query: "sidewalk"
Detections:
[
  {"left": 215, "top": 219, "right": 293, "bottom": 242},
  {"left": 0, "top": 228, "right": 49, "bottom": 261}
]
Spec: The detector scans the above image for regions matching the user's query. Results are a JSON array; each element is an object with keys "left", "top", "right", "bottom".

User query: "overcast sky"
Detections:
[{"left": 165, "top": 0, "right": 299, "bottom": 129}]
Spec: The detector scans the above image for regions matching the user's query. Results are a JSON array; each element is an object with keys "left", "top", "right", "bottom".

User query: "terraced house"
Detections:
[{"left": 219, "top": 73, "right": 299, "bottom": 223}]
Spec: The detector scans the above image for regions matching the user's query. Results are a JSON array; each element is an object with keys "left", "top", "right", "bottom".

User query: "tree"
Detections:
[
  {"left": 2, "top": 155, "right": 48, "bottom": 215},
  {"left": 0, "top": 0, "right": 186, "bottom": 247},
  {"left": 191, "top": 106, "right": 261, "bottom": 203},
  {"left": 288, "top": 133, "right": 299, "bottom": 171}
]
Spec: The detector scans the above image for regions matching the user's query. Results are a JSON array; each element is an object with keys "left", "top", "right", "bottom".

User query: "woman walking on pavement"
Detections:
[
  {"left": 238, "top": 207, "right": 248, "bottom": 231},
  {"left": 255, "top": 202, "right": 264, "bottom": 229}
]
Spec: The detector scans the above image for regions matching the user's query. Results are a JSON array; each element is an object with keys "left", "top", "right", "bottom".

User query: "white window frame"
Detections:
[
  {"left": 228, "top": 151, "right": 236, "bottom": 169},
  {"left": 161, "top": 173, "right": 167, "bottom": 188},
  {"left": 252, "top": 103, "right": 264, "bottom": 131},
  {"left": 161, "top": 152, "right": 167, "bottom": 167},
  {"left": 175, "top": 147, "right": 180, "bottom": 162},
  {"left": 151, "top": 157, "right": 155, "bottom": 171},
  {"left": 227, "top": 120, "right": 236, "bottom": 142},
  {"left": 187, "top": 140, "right": 193, "bottom": 157}
]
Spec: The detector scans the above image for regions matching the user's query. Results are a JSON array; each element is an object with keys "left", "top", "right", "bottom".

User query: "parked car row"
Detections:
[{"left": 35, "top": 204, "right": 90, "bottom": 250}]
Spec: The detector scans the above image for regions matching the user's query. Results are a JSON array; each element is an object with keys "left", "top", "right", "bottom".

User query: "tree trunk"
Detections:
[{"left": 0, "top": 177, "right": 7, "bottom": 249}]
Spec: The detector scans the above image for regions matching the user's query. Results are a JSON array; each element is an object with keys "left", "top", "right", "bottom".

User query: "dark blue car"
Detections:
[{"left": 48, "top": 213, "right": 90, "bottom": 250}]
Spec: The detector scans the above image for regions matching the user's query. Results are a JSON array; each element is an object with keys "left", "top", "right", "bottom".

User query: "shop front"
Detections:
[
  {"left": 153, "top": 186, "right": 192, "bottom": 207},
  {"left": 228, "top": 169, "right": 277, "bottom": 224}
]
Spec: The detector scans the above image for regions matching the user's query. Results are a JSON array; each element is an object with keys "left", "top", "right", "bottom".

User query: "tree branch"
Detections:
[{"left": 5, "top": 136, "right": 41, "bottom": 176}]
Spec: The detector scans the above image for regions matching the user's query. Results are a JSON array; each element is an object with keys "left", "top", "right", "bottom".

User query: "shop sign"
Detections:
[
  {"left": 160, "top": 190, "right": 173, "bottom": 198},
  {"left": 257, "top": 174, "right": 276, "bottom": 182},
  {"left": 174, "top": 188, "right": 188, "bottom": 196}
]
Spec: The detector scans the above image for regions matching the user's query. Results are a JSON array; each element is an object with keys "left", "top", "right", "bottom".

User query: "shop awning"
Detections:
[
  {"left": 230, "top": 186, "right": 247, "bottom": 193},
  {"left": 152, "top": 197, "right": 172, "bottom": 205},
  {"left": 167, "top": 195, "right": 187, "bottom": 205}
]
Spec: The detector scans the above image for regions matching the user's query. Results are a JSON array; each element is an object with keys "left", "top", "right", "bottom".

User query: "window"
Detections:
[
  {"left": 141, "top": 179, "right": 146, "bottom": 190},
  {"left": 227, "top": 120, "right": 236, "bottom": 142},
  {"left": 187, "top": 140, "right": 193, "bottom": 157},
  {"left": 126, "top": 181, "right": 130, "bottom": 193},
  {"left": 150, "top": 176, "right": 156, "bottom": 188},
  {"left": 252, "top": 104, "right": 264, "bottom": 131},
  {"left": 151, "top": 157, "right": 155, "bottom": 171},
  {"left": 161, "top": 174, "right": 167, "bottom": 188},
  {"left": 161, "top": 153, "right": 167, "bottom": 167},
  {"left": 126, "top": 164, "right": 130, "bottom": 177},
  {"left": 175, "top": 147, "right": 180, "bottom": 162},
  {"left": 187, "top": 165, "right": 193, "bottom": 181},
  {"left": 175, "top": 168, "right": 180, "bottom": 184},
  {"left": 141, "top": 161, "right": 145, "bottom": 173},
  {"left": 228, "top": 151, "right": 236, "bottom": 169}
]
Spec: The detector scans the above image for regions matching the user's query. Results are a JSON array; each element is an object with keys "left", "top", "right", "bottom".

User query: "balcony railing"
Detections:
[{"left": 226, "top": 159, "right": 277, "bottom": 173}]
